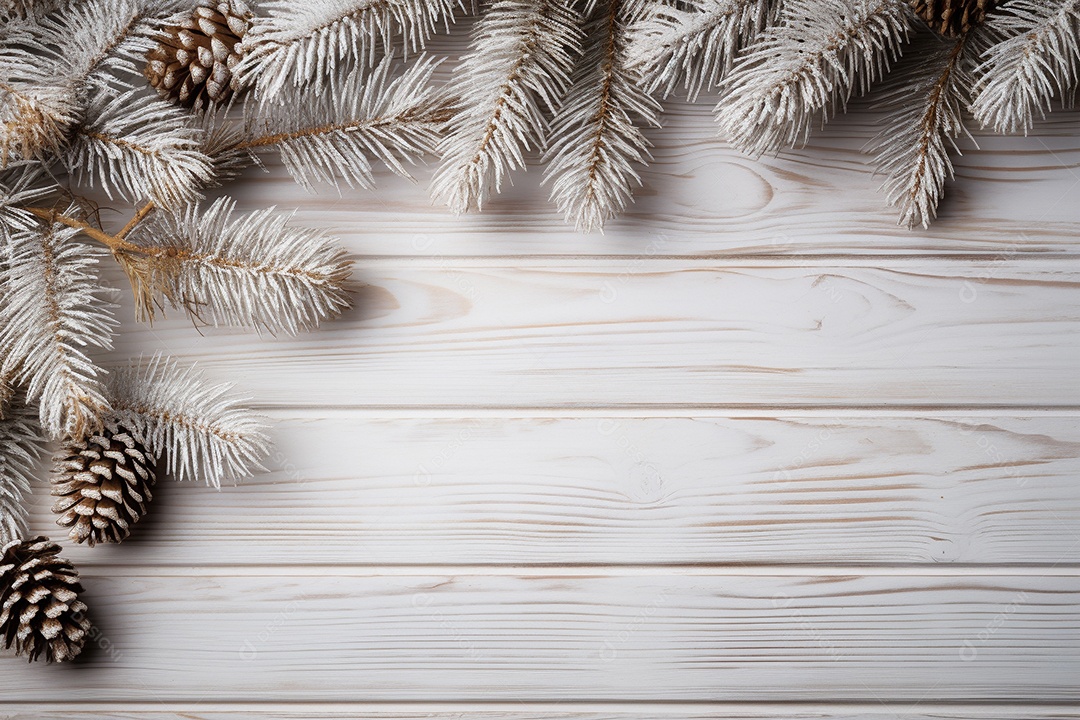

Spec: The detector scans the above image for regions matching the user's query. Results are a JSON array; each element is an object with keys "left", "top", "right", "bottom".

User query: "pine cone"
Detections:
[
  {"left": 144, "top": 1, "right": 249, "bottom": 107},
  {"left": 52, "top": 423, "right": 157, "bottom": 547},
  {"left": 0, "top": 537, "right": 90, "bottom": 662},
  {"left": 911, "top": 0, "right": 996, "bottom": 36}
]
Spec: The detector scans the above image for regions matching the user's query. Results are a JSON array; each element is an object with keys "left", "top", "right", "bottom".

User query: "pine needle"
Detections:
[
  {"left": 543, "top": 0, "right": 661, "bottom": 233},
  {"left": 971, "top": 0, "right": 1080, "bottom": 134},
  {"left": 0, "top": 162, "right": 54, "bottom": 232},
  {"left": 0, "top": 392, "right": 44, "bottom": 546},
  {"left": 429, "top": 0, "right": 583, "bottom": 213},
  {"left": 108, "top": 354, "right": 270, "bottom": 487},
  {"left": 432, "top": 0, "right": 583, "bottom": 214},
  {"left": 236, "top": 0, "right": 463, "bottom": 101},
  {"left": 0, "top": 34, "right": 80, "bottom": 164},
  {"left": 64, "top": 89, "right": 214, "bottom": 209},
  {"left": 626, "top": 0, "right": 780, "bottom": 100},
  {"left": 241, "top": 56, "right": 451, "bottom": 191},
  {"left": 715, "top": 0, "right": 913, "bottom": 156},
  {"left": 121, "top": 197, "right": 352, "bottom": 334},
  {"left": 0, "top": 210, "right": 117, "bottom": 439},
  {"left": 867, "top": 34, "right": 976, "bottom": 228},
  {"left": 0, "top": 0, "right": 196, "bottom": 163}
]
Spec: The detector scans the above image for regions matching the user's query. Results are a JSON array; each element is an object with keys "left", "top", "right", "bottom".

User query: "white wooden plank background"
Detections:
[
  {"left": 23, "top": 413, "right": 1080, "bottom": 567},
  {"left": 3, "top": 27, "right": 1080, "bottom": 719},
  {"left": 105, "top": 261, "right": 1080, "bottom": 407},
  {"left": 2, "top": 572, "right": 1079, "bottom": 702}
]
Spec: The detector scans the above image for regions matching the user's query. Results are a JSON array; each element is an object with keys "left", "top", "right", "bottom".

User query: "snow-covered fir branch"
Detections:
[
  {"left": 432, "top": 0, "right": 583, "bottom": 214},
  {"left": 0, "top": 29, "right": 81, "bottom": 163},
  {"left": 0, "top": 211, "right": 117, "bottom": 439},
  {"left": 715, "top": 0, "right": 913, "bottom": 156},
  {"left": 236, "top": 0, "right": 462, "bottom": 101},
  {"left": 241, "top": 56, "right": 450, "bottom": 191},
  {"left": 64, "top": 89, "right": 214, "bottom": 209},
  {"left": 108, "top": 354, "right": 270, "bottom": 487},
  {"left": 972, "top": 0, "right": 1080, "bottom": 134},
  {"left": 0, "top": 0, "right": 65, "bottom": 19},
  {"left": 0, "top": 163, "right": 53, "bottom": 232},
  {"left": 0, "top": 0, "right": 196, "bottom": 163},
  {"left": 626, "top": 0, "right": 779, "bottom": 100},
  {"left": 867, "top": 33, "right": 976, "bottom": 228},
  {"left": 543, "top": 0, "right": 661, "bottom": 233},
  {"left": 37, "top": 0, "right": 191, "bottom": 86},
  {"left": 121, "top": 197, "right": 352, "bottom": 334},
  {"left": 0, "top": 390, "right": 44, "bottom": 545}
]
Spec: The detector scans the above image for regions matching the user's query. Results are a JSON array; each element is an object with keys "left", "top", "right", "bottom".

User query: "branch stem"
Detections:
[
  {"left": 117, "top": 201, "right": 155, "bottom": 240},
  {"left": 25, "top": 207, "right": 144, "bottom": 254}
]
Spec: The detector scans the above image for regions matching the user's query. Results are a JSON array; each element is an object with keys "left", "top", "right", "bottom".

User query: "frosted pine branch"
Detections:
[
  {"left": 40, "top": 0, "right": 196, "bottom": 87},
  {"left": 715, "top": 0, "right": 912, "bottom": 156},
  {"left": 108, "top": 355, "right": 270, "bottom": 487},
  {"left": 0, "top": 163, "right": 54, "bottom": 232},
  {"left": 121, "top": 197, "right": 352, "bottom": 334},
  {"left": 867, "top": 34, "right": 975, "bottom": 228},
  {"left": 241, "top": 57, "right": 450, "bottom": 191},
  {"left": 0, "top": 0, "right": 65, "bottom": 18},
  {"left": 236, "top": 0, "right": 462, "bottom": 101},
  {"left": 199, "top": 107, "right": 253, "bottom": 187},
  {"left": 0, "top": 391, "right": 44, "bottom": 545},
  {"left": 64, "top": 90, "right": 214, "bottom": 209},
  {"left": 0, "top": 0, "right": 195, "bottom": 162},
  {"left": 626, "top": 0, "right": 779, "bottom": 100},
  {"left": 543, "top": 1, "right": 661, "bottom": 233},
  {"left": 432, "top": 0, "right": 583, "bottom": 214},
  {"left": 0, "top": 37, "right": 81, "bottom": 163},
  {"left": 971, "top": 0, "right": 1080, "bottom": 134},
  {"left": 0, "top": 212, "right": 117, "bottom": 438}
]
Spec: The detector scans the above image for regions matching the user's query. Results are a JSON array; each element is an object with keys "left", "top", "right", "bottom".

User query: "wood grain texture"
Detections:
[
  {"left": 77, "top": 23, "right": 1078, "bottom": 259},
  {"left": 9, "top": 24, "right": 1080, "bottom": 717},
  {"left": 219, "top": 110, "right": 1080, "bottom": 258},
  {"left": 0, "top": 573, "right": 1076, "bottom": 702},
  {"left": 104, "top": 261, "right": 1080, "bottom": 407},
  {"left": 25, "top": 414, "right": 1080, "bottom": 567},
  {"left": 7, "top": 708, "right": 1080, "bottom": 720},
  {"left": 208, "top": 31, "right": 1080, "bottom": 258}
]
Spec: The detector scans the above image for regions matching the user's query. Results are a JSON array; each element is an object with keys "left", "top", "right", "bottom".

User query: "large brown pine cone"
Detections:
[
  {"left": 0, "top": 537, "right": 90, "bottom": 662},
  {"left": 911, "top": 0, "right": 996, "bottom": 36},
  {"left": 52, "top": 423, "right": 157, "bottom": 547},
  {"left": 144, "top": 1, "right": 249, "bottom": 107}
]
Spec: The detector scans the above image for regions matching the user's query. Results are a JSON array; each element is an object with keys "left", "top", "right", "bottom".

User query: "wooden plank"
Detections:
[
  {"left": 212, "top": 29, "right": 1080, "bottom": 259},
  {"left": 104, "top": 261, "right": 1080, "bottom": 407},
  {"left": 6, "top": 706, "right": 1080, "bottom": 720},
  {"left": 199, "top": 28, "right": 1080, "bottom": 257},
  {"left": 46, "top": 20, "right": 1080, "bottom": 259},
  {"left": 0, "top": 573, "right": 1076, "bottom": 702},
  {"left": 26, "top": 414, "right": 1080, "bottom": 567}
]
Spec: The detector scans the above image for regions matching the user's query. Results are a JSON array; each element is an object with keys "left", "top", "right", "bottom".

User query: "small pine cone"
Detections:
[
  {"left": 144, "top": 1, "right": 249, "bottom": 107},
  {"left": 52, "top": 424, "right": 157, "bottom": 547},
  {"left": 911, "top": 0, "right": 996, "bottom": 36},
  {"left": 0, "top": 537, "right": 90, "bottom": 662}
]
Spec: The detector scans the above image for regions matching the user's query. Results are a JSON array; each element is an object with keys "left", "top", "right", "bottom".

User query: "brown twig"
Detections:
[
  {"left": 25, "top": 202, "right": 158, "bottom": 253},
  {"left": 24, "top": 207, "right": 138, "bottom": 253},
  {"left": 117, "top": 201, "right": 155, "bottom": 240}
]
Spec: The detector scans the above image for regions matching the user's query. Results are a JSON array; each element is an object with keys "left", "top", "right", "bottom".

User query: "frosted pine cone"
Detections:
[
  {"left": 52, "top": 423, "right": 157, "bottom": 547},
  {"left": 0, "top": 537, "right": 90, "bottom": 662},
  {"left": 144, "top": 1, "right": 250, "bottom": 107},
  {"left": 911, "top": 0, "right": 996, "bottom": 36}
]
